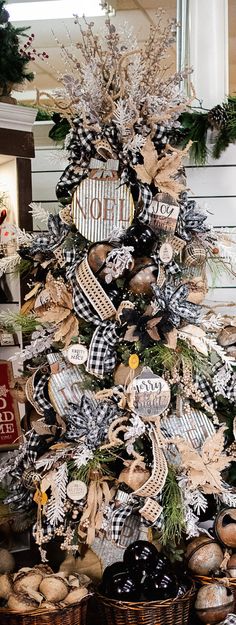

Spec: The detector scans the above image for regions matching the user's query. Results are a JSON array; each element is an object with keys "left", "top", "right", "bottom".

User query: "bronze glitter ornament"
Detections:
[
  {"left": 127, "top": 257, "right": 160, "bottom": 296},
  {"left": 195, "top": 584, "right": 234, "bottom": 624},
  {"left": 215, "top": 508, "right": 236, "bottom": 548},
  {"left": 186, "top": 536, "right": 224, "bottom": 576}
]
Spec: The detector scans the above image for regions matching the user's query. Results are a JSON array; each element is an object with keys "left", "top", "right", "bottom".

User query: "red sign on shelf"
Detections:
[{"left": 0, "top": 361, "right": 22, "bottom": 449}]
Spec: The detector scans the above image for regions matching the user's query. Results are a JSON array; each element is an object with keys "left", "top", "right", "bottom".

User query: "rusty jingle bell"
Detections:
[
  {"left": 226, "top": 553, "right": 236, "bottom": 577},
  {"left": 87, "top": 242, "right": 115, "bottom": 281},
  {"left": 185, "top": 535, "right": 224, "bottom": 576},
  {"left": 127, "top": 257, "right": 160, "bottom": 297},
  {"left": 195, "top": 584, "right": 234, "bottom": 624},
  {"left": 214, "top": 508, "right": 236, "bottom": 548},
  {"left": 71, "top": 157, "right": 134, "bottom": 242}
]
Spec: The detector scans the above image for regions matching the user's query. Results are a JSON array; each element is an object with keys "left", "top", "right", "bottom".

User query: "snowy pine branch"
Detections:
[
  {"left": 46, "top": 462, "right": 68, "bottom": 526},
  {"left": 0, "top": 253, "right": 21, "bottom": 277}
]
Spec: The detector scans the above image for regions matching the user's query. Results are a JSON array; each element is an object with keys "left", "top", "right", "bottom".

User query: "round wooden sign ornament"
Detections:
[
  {"left": 72, "top": 158, "right": 134, "bottom": 242},
  {"left": 159, "top": 242, "right": 173, "bottom": 264},
  {"left": 66, "top": 344, "right": 88, "bottom": 365},
  {"left": 127, "top": 366, "right": 171, "bottom": 421},
  {"left": 67, "top": 480, "right": 87, "bottom": 501}
]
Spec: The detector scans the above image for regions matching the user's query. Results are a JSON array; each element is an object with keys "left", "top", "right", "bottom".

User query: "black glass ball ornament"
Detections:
[
  {"left": 101, "top": 562, "right": 129, "bottom": 595},
  {"left": 106, "top": 570, "right": 140, "bottom": 602},
  {"left": 176, "top": 583, "right": 188, "bottom": 597},
  {"left": 123, "top": 541, "right": 159, "bottom": 575},
  {"left": 142, "top": 571, "right": 178, "bottom": 601},
  {"left": 123, "top": 222, "right": 156, "bottom": 256},
  {"left": 105, "top": 284, "right": 122, "bottom": 308},
  {"left": 153, "top": 554, "right": 169, "bottom": 577}
]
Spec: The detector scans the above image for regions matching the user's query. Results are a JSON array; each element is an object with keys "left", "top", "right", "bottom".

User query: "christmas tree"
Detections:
[
  {"left": 0, "top": 9, "right": 236, "bottom": 615},
  {"left": 0, "top": 0, "right": 34, "bottom": 98}
]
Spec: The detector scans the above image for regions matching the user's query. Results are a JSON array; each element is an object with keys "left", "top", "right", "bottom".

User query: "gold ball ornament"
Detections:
[
  {"left": 185, "top": 536, "right": 224, "bottom": 576},
  {"left": 127, "top": 257, "right": 160, "bottom": 297},
  {"left": 184, "top": 240, "right": 207, "bottom": 268},
  {"left": 195, "top": 584, "right": 234, "bottom": 624},
  {"left": 215, "top": 508, "right": 236, "bottom": 548}
]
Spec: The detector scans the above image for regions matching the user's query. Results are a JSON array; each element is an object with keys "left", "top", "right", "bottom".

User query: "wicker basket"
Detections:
[
  {"left": 0, "top": 594, "right": 90, "bottom": 625},
  {"left": 96, "top": 583, "right": 195, "bottom": 625},
  {"left": 194, "top": 575, "right": 236, "bottom": 609}
]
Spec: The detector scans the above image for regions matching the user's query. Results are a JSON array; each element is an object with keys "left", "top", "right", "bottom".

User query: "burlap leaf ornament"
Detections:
[
  {"left": 35, "top": 273, "right": 79, "bottom": 347},
  {"left": 134, "top": 138, "right": 191, "bottom": 200},
  {"left": 172, "top": 426, "right": 231, "bottom": 494}
]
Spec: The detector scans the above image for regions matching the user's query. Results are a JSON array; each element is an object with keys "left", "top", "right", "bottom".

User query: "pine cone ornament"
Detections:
[{"left": 208, "top": 104, "right": 228, "bottom": 129}]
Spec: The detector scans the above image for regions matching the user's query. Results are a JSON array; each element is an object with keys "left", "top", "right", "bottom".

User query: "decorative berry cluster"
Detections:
[{"left": 20, "top": 33, "right": 49, "bottom": 62}]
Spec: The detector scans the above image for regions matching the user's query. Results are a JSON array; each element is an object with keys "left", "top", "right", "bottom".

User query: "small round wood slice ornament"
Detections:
[
  {"left": 67, "top": 480, "right": 87, "bottom": 501},
  {"left": 72, "top": 159, "right": 134, "bottom": 242},
  {"left": 127, "top": 366, "right": 170, "bottom": 421},
  {"left": 159, "top": 242, "right": 173, "bottom": 264},
  {"left": 66, "top": 344, "right": 88, "bottom": 365}
]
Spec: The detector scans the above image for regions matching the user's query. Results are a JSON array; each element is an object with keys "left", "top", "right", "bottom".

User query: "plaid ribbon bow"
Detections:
[
  {"left": 56, "top": 118, "right": 123, "bottom": 200},
  {"left": 152, "top": 283, "right": 202, "bottom": 328},
  {"left": 64, "top": 395, "right": 121, "bottom": 449},
  {"left": 31, "top": 213, "right": 71, "bottom": 253},
  {"left": 177, "top": 194, "right": 210, "bottom": 241}
]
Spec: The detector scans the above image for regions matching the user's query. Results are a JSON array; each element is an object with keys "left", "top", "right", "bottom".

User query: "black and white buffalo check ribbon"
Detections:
[
  {"left": 177, "top": 193, "right": 210, "bottom": 241},
  {"left": 56, "top": 118, "right": 122, "bottom": 199},
  {"left": 137, "top": 183, "right": 153, "bottom": 225},
  {"left": 34, "top": 373, "right": 52, "bottom": 413},
  {"left": 31, "top": 213, "right": 70, "bottom": 253},
  {"left": 219, "top": 616, "right": 236, "bottom": 625},
  {"left": 87, "top": 321, "right": 120, "bottom": 378},
  {"left": 152, "top": 283, "right": 202, "bottom": 328},
  {"left": 194, "top": 371, "right": 218, "bottom": 412},
  {"left": 66, "top": 268, "right": 119, "bottom": 377},
  {"left": 108, "top": 499, "right": 139, "bottom": 544}
]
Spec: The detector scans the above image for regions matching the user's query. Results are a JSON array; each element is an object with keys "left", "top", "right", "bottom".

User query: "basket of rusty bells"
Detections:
[{"left": 95, "top": 582, "right": 196, "bottom": 625}]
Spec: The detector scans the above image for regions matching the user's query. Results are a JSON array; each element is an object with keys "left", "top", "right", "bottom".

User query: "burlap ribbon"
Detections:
[{"left": 78, "top": 476, "right": 112, "bottom": 545}]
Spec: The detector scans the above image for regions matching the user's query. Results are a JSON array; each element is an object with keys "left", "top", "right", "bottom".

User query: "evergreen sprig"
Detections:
[
  {"left": 0, "top": 310, "right": 40, "bottom": 334},
  {"left": 0, "top": 0, "right": 34, "bottom": 94},
  {"left": 161, "top": 467, "right": 185, "bottom": 547}
]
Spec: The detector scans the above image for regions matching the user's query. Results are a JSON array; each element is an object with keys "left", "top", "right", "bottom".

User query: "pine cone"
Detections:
[{"left": 208, "top": 104, "right": 228, "bottom": 129}]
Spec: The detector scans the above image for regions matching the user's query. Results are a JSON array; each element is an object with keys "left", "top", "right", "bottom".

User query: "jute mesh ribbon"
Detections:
[
  {"left": 139, "top": 498, "right": 162, "bottom": 523},
  {"left": 133, "top": 425, "right": 168, "bottom": 497},
  {"left": 76, "top": 258, "right": 116, "bottom": 320}
]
